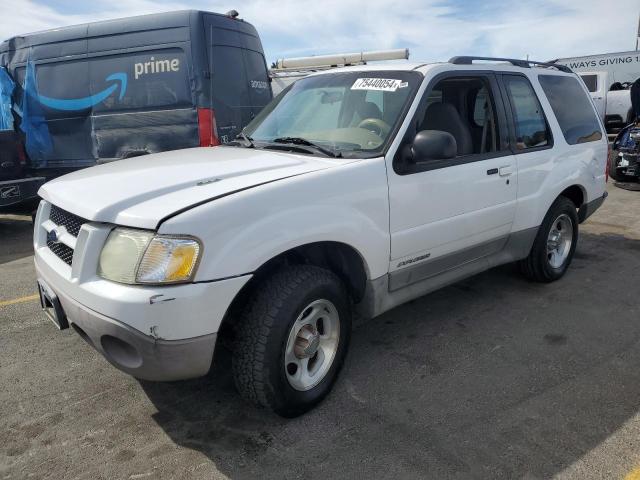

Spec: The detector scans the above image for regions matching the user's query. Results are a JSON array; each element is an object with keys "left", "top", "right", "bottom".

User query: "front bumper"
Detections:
[
  {"left": 33, "top": 200, "right": 252, "bottom": 381},
  {"left": 35, "top": 254, "right": 250, "bottom": 381},
  {"left": 45, "top": 278, "right": 217, "bottom": 381}
]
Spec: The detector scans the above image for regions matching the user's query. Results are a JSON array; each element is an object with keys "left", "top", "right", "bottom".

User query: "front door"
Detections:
[{"left": 387, "top": 72, "right": 517, "bottom": 288}]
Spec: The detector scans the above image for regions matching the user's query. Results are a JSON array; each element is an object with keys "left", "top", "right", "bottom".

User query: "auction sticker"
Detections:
[{"left": 351, "top": 78, "right": 408, "bottom": 92}]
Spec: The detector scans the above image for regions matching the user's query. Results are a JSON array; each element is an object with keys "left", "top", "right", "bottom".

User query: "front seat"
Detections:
[
  {"left": 421, "top": 102, "right": 474, "bottom": 155},
  {"left": 358, "top": 101, "right": 383, "bottom": 120}
]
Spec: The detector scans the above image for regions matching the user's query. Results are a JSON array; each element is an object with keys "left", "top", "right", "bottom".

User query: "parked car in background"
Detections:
[
  {"left": 0, "top": 10, "right": 272, "bottom": 214},
  {"left": 552, "top": 51, "right": 640, "bottom": 133},
  {"left": 576, "top": 71, "right": 635, "bottom": 133},
  {"left": 34, "top": 56, "right": 607, "bottom": 417}
]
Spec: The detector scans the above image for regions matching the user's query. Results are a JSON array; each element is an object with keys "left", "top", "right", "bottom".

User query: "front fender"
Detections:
[{"left": 159, "top": 158, "right": 391, "bottom": 282}]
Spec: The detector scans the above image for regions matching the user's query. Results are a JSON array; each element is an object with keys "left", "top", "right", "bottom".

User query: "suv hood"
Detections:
[{"left": 39, "top": 146, "right": 342, "bottom": 229}]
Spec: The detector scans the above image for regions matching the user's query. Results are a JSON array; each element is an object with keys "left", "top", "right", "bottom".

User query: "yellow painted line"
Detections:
[
  {"left": 625, "top": 467, "right": 640, "bottom": 480},
  {"left": 0, "top": 294, "right": 39, "bottom": 307}
]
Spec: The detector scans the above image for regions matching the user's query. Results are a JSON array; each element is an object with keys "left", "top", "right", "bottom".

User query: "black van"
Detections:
[{"left": 0, "top": 10, "right": 272, "bottom": 214}]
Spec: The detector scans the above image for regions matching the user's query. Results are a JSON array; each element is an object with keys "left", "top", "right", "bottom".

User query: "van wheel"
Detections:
[
  {"left": 232, "top": 265, "right": 351, "bottom": 417},
  {"left": 519, "top": 196, "right": 578, "bottom": 283}
]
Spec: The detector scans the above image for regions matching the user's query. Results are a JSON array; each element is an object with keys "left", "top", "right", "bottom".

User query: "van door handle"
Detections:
[
  {"left": 486, "top": 168, "right": 498, "bottom": 175},
  {"left": 499, "top": 165, "right": 514, "bottom": 177}
]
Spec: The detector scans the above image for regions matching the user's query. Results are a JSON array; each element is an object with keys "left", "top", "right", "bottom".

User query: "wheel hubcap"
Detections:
[
  {"left": 546, "top": 213, "right": 573, "bottom": 269},
  {"left": 294, "top": 325, "right": 320, "bottom": 358},
  {"left": 284, "top": 299, "right": 340, "bottom": 391}
]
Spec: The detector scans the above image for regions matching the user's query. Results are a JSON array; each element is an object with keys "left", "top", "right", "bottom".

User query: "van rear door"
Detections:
[{"left": 205, "top": 15, "right": 271, "bottom": 143}]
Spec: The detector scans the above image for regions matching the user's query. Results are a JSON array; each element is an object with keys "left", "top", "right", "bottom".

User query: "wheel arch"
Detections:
[
  {"left": 218, "top": 241, "right": 370, "bottom": 336},
  {"left": 559, "top": 184, "right": 585, "bottom": 209}
]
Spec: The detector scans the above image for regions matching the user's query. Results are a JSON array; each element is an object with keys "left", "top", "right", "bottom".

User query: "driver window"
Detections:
[{"left": 417, "top": 76, "right": 501, "bottom": 156}]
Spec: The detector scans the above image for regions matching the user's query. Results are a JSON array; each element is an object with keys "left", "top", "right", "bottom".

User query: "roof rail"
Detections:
[{"left": 448, "top": 56, "right": 573, "bottom": 73}]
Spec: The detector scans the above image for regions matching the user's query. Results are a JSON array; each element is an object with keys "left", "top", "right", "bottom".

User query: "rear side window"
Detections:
[
  {"left": 19, "top": 48, "right": 192, "bottom": 118},
  {"left": 538, "top": 75, "right": 603, "bottom": 145},
  {"left": 503, "top": 75, "right": 550, "bottom": 150},
  {"left": 580, "top": 74, "right": 598, "bottom": 93}
]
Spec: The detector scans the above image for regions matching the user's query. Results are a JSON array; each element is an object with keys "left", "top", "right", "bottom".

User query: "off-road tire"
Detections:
[
  {"left": 519, "top": 196, "right": 578, "bottom": 283},
  {"left": 232, "top": 265, "right": 351, "bottom": 417}
]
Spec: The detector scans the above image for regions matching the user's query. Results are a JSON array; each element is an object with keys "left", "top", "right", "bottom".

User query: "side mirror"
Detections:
[{"left": 410, "top": 130, "right": 457, "bottom": 163}]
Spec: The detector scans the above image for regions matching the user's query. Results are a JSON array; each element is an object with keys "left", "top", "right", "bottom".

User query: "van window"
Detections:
[
  {"left": 243, "top": 49, "right": 271, "bottom": 109},
  {"left": 211, "top": 46, "right": 250, "bottom": 108},
  {"left": 211, "top": 47, "right": 271, "bottom": 110},
  {"left": 91, "top": 50, "right": 191, "bottom": 112},
  {"left": 503, "top": 76, "right": 550, "bottom": 150},
  {"left": 26, "top": 49, "right": 191, "bottom": 117},
  {"left": 580, "top": 74, "right": 598, "bottom": 93},
  {"left": 538, "top": 75, "right": 603, "bottom": 145}
]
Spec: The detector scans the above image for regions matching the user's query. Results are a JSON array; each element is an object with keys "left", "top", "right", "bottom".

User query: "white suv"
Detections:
[{"left": 34, "top": 57, "right": 608, "bottom": 417}]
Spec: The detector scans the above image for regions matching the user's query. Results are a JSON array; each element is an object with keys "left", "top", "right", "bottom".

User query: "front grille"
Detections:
[
  {"left": 49, "top": 204, "right": 86, "bottom": 237},
  {"left": 47, "top": 240, "right": 74, "bottom": 266},
  {"left": 47, "top": 204, "right": 88, "bottom": 266}
]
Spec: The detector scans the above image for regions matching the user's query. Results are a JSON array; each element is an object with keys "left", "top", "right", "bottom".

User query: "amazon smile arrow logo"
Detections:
[{"left": 36, "top": 72, "right": 127, "bottom": 111}]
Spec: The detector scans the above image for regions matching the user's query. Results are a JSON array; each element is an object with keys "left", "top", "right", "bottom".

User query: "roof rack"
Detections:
[{"left": 448, "top": 56, "right": 573, "bottom": 73}]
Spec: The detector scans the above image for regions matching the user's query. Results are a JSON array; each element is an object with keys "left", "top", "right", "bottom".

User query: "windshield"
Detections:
[{"left": 241, "top": 70, "right": 422, "bottom": 157}]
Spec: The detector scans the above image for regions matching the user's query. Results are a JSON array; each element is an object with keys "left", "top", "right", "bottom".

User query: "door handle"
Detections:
[
  {"left": 486, "top": 168, "right": 498, "bottom": 175},
  {"left": 499, "top": 165, "right": 514, "bottom": 177}
]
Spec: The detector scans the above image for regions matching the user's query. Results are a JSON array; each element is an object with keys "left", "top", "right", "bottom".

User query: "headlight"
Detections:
[{"left": 98, "top": 228, "right": 201, "bottom": 285}]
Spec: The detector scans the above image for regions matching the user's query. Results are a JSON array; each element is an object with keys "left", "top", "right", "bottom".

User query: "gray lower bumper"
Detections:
[
  {"left": 54, "top": 287, "right": 216, "bottom": 382},
  {"left": 578, "top": 192, "right": 608, "bottom": 223}
]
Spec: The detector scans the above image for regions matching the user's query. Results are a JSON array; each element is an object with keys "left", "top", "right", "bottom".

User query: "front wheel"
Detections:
[
  {"left": 519, "top": 196, "right": 578, "bottom": 283},
  {"left": 232, "top": 265, "right": 351, "bottom": 417}
]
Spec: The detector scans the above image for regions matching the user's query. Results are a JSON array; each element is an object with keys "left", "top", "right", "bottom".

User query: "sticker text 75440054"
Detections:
[{"left": 351, "top": 78, "right": 408, "bottom": 92}]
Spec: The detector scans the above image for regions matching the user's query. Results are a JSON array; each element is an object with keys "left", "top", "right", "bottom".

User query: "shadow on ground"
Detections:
[
  {"left": 139, "top": 232, "right": 640, "bottom": 479},
  {"left": 0, "top": 216, "right": 34, "bottom": 265}
]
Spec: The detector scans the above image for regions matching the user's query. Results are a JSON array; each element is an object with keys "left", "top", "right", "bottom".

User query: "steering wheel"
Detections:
[{"left": 357, "top": 118, "right": 391, "bottom": 138}]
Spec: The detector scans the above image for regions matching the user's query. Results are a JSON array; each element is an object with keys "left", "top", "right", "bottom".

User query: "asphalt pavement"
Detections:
[{"left": 1, "top": 183, "right": 640, "bottom": 479}]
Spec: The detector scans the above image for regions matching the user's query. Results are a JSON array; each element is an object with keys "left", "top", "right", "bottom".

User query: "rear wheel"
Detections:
[
  {"left": 232, "top": 265, "right": 351, "bottom": 417},
  {"left": 520, "top": 196, "right": 578, "bottom": 283}
]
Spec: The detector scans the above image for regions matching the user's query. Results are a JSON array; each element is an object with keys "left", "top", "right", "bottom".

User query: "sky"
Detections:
[{"left": 1, "top": 0, "right": 639, "bottom": 64}]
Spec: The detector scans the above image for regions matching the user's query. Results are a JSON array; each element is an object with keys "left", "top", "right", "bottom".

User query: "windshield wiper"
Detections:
[
  {"left": 270, "top": 137, "right": 341, "bottom": 158},
  {"left": 234, "top": 131, "right": 255, "bottom": 148}
]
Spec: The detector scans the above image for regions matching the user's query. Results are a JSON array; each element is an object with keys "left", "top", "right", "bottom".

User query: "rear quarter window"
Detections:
[{"left": 538, "top": 75, "right": 603, "bottom": 145}]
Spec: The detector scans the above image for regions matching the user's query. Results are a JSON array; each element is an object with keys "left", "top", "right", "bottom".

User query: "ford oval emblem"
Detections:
[{"left": 47, "top": 229, "right": 60, "bottom": 244}]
